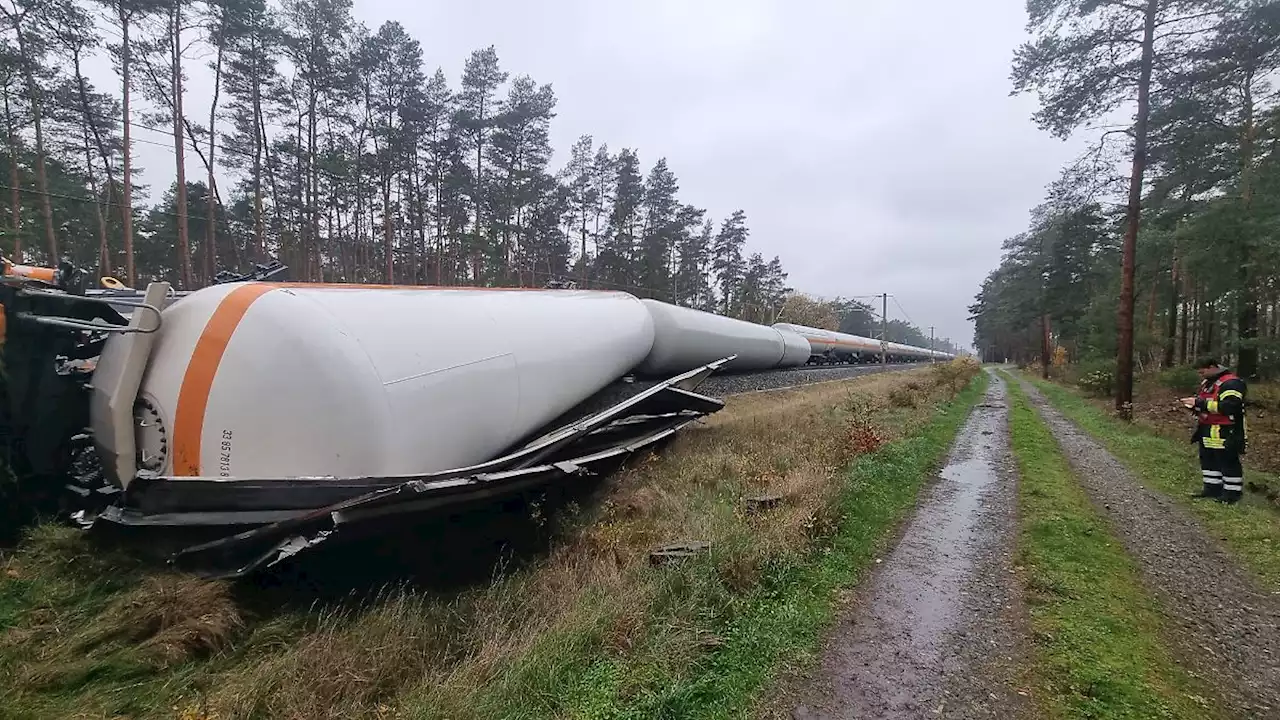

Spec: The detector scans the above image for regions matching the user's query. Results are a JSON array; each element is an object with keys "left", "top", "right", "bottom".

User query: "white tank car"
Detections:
[
  {"left": 772, "top": 322, "right": 881, "bottom": 360},
  {"left": 777, "top": 327, "right": 812, "bottom": 367},
  {"left": 634, "top": 299, "right": 810, "bottom": 375},
  {"left": 90, "top": 283, "right": 656, "bottom": 486}
]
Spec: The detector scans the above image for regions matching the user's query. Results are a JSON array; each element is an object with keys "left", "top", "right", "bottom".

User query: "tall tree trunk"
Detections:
[
  {"left": 260, "top": 114, "right": 282, "bottom": 255},
  {"left": 1236, "top": 75, "right": 1258, "bottom": 379},
  {"left": 1115, "top": 0, "right": 1158, "bottom": 418},
  {"left": 1041, "top": 313, "right": 1051, "bottom": 379},
  {"left": 13, "top": 25, "right": 57, "bottom": 261},
  {"left": 383, "top": 175, "right": 393, "bottom": 283},
  {"left": 1179, "top": 297, "right": 1189, "bottom": 365},
  {"left": 70, "top": 44, "right": 121, "bottom": 277},
  {"left": 205, "top": 39, "right": 223, "bottom": 280},
  {"left": 1164, "top": 253, "right": 1179, "bottom": 368},
  {"left": 5, "top": 86, "right": 21, "bottom": 262},
  {"left": 1145, "top": 278, "right": 1157, "bottom": 336},
  {"left": 414, "top": 158, "right": 426, "bottom": 284},
  {"left": 434, "top": 141, "right": 444, "bottom": 284},
  {"left": 171, "top": 0, "right": 192, "bottom": 288},
  {"left": 119, "top": 10, "right": 135, "bottom": 285},
  {"left": 251, "top": 50, "right": 265, "bottom": 259},
  {"left": 1201, "top": 298, "right": 1216, "bottom": 355},
  {"left": 307, "top": 81, "right": 319, "bottom": 282},
  {"left": 81, "top": 124, "right": 110, "bottom": 276}
]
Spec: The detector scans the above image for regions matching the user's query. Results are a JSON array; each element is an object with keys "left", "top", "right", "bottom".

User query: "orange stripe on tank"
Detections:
[
  {"left": 3, "top": 263, "right": 57, "bottom": 282},
  {"left": 171, "top": 283, "right": 277, "bottom": 476}
]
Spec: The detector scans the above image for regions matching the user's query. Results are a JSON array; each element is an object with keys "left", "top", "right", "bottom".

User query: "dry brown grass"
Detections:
[
  {"left": 1, "top": 360, "right": 981, "bottom": 720},
  {"left": 96, "top": 575, "right": 244, "bottom": 667}
]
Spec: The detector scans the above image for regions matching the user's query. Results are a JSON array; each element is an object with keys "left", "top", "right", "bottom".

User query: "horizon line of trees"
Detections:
[
  {"left": 0, "top": 0, "right": 803, "bottom": 323},
  {"left": 970, "top": 0, "right": 1280, "bottom": 409}
]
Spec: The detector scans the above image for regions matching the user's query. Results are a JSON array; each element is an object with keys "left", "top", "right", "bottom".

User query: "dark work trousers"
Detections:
[{"left": 1198, "top": 441, "right": 1243, "bottom": 502}]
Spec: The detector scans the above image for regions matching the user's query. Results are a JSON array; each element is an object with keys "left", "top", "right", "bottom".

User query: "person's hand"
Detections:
[{"left": 1180, "top": 396, "right": 1196, "bottom": 409}]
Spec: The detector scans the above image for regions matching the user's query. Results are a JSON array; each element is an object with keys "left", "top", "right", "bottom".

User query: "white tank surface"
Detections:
[
  {"left": 773, "top": 322, "right": 834, "bottom": 356},
  {"left": 776, "top": 327, "right": 812, "bottom": 367},
  {"left": 635, "top": 299, "right": 793, "bottom": 376},
  {"left": 92, "top": 282, "right": 656, "bottom": 485}
]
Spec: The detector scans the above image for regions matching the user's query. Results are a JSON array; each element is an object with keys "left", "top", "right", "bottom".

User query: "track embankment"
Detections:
[
  {"left": 785, "top": 367, "right": 1031, "bottom": 719},
  {"left": 1012, "top": 372, "right": 1280, "bottom": 719},
  {"left": 0, "top": 360, "right": 983, "bottom": 720}
]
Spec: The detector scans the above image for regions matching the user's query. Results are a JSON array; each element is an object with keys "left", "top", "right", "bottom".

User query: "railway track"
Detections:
[{"left": 703, "top": 362, "right": 918, "bottom": 396}]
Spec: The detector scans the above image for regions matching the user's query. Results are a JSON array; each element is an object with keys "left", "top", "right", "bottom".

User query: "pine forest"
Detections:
[
  {"left": 1, "top": 0, "right": 812, "bottom": 329},
  {"left": 970, "top": 0, "right": 1280, "bottom": 408}
]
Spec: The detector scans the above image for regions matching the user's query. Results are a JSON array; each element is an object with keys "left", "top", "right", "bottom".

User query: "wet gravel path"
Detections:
[
  {"left": 1016, "top": 377, "right": 1280, "bottom": 719},
  {"left": 789, "top": 368, "right": 1030, "bottom": 719}
]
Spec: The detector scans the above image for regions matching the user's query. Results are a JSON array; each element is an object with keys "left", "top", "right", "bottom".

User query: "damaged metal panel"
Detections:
[{"left": 88, "top": 357, "right": 730, "bottom": 578}]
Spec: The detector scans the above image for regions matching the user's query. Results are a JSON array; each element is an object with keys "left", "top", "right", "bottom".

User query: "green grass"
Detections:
[
  {"left": 1021, "top": 373, "right": 1280, "bottom": 592},
  {"left": 1003, "top": 373, "right": 1220, "bottom": 720},
  {"left": 405, "top": 370, "right": 993, "bottom": 719}
]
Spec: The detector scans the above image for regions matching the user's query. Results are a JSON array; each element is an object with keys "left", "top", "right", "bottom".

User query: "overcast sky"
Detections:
[{"left": 88, "top": 0, "right": 1095, "bottom": 351}]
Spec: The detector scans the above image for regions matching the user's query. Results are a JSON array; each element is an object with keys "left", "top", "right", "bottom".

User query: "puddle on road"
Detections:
[{"left": 793, "top": 372, "right": 1011, "bottom": 720}]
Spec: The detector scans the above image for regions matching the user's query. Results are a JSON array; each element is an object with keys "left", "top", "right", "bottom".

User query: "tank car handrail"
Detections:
[{"left": 13, "top": 285, "right": 165, "bottom": 334}]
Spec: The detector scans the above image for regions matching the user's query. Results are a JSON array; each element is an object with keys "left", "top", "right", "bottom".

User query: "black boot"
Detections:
[
  {"left": 1220, "top": 483, "right": 1243, "bottom": 504},
  {"left": 1190, "top": 483, "right": 1222, "bottom": 500}
]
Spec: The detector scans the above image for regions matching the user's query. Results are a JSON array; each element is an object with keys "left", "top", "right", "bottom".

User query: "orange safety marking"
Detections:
[
  {"left": 171, "top": 283, "right": 277, "bottom": 476},
  {"left": 800, "top": 334, "right": 881, "bottom": 350},
  {"left": 3, "top": 263, "right": 56, "bottom": 282}
]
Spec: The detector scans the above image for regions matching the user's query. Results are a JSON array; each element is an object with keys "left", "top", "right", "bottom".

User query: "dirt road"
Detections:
[{"left": 788, "top": 368, "right": 1030, "bottom": 719}]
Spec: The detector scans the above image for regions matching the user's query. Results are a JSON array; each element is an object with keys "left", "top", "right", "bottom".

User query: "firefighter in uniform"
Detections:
[{"left": 1181, "top": 357, "right": 1248, "bottom": 503}]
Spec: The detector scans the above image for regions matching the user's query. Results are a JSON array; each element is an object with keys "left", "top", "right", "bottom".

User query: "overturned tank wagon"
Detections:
[
  {"left": 0, "top": 261, "right": 796, "bottom": 577},
  {"left": 2, "top": 259, "right": 948, "bottom": 577}
]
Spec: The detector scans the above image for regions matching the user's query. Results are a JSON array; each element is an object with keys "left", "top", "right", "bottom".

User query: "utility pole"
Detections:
[
  {"left": 881, "top": 292, "right": 888, "bottom": 366},
  {"left": 930, "top": 326, "right": 935, "bottom": 363}
]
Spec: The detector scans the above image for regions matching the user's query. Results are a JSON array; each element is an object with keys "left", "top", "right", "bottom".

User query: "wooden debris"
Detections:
[
  {"left": 649, "top": 540, "right": 711, "bottom": 566},
  {"left": 744, "top": 494, "right": 784, "bottom": 513}
]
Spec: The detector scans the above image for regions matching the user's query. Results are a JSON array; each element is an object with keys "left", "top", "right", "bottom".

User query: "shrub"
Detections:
[
  {"left": 1156, "top": 365, "right": 1199, "bottom": 392},
  {"left": 887, "top": 386, "right": 919, "bottom": 408},
  {"left": 1079, "top": 369, "right": 1114, "bottom": 398},
  {"left": 1069, "top": 357, "right": 1116, "bottom": 398}
]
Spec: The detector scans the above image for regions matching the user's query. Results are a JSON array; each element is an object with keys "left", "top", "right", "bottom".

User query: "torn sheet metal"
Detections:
[{"left": 90, "top": 357, "right": 730, "bottom": 578}]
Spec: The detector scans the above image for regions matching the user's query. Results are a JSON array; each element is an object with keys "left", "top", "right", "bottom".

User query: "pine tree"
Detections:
[{"left": 712, "top": 209, "right": 747, "bottom": 315}]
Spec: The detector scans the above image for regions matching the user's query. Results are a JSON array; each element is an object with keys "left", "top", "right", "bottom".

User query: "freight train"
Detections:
[
  {"left": 772, "top": 322, "right": 951, "bottom": 365},
  {"left": 0, "top": 259, "right": 952, "bottom": 576}
]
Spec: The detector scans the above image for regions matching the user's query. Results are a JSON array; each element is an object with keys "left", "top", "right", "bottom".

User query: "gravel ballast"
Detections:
[
  {"left": 790, "top": 368, "right": 1031, "bottom": 719},
  {"left": 1017, "top": 377, "right": 1280, "bottom": 718}
]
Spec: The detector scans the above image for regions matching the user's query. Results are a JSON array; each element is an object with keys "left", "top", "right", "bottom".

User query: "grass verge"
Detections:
[
  {"left": 1004, "top": 374, "right": 1220, "bottom": 720},
  {"left": 516, "top": 366, "right": 991, "bottom": 720},
  {"left": 1021, "top": 372, "right": 1280, "bottom": 592},
  {"left": 1, "top": 360, "right": 984, "bottom": 720}
]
